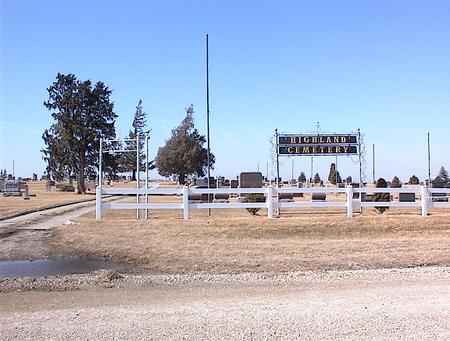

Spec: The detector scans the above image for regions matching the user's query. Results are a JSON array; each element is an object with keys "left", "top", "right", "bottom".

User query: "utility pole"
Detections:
[
  {"left": 358, "top": 128, "right": 362, "bottom": 185},
  {"left": 275, "top": 128, "right": 280, "bottom": 187},
  {"left": 266, "top": 160, "right": 269, "bottom": 181},
  {"left": 12, "top": 160, "right": 14, "bottom": 179},
  {"left": 145, "top": 134, "right": 149, "bottom": 219},
  {"left": 311, "top": 121, "right": 320, "bottom": 183},
  {"left": 335, "top": 155, "right": 338, "bottom": 178},
  {"left": 136, "top": 133, "right": 140, "bottom": 219},
  {"left": 427, "top": 132, "right": 431, "bottom": 185},
  {"left": 372, "top": 143, "right": 375, "bottom": 184},
  {"left": 291, "top": 158, "right": 294, "bottom": 181},
  {"left": 206, "top": 34, "right": 211, "bottom": 216}
]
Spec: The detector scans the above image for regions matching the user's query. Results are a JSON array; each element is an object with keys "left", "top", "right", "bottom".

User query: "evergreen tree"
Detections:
[
  {"left": 408, "top": 175, "right": 420, "bottom": 185},
  {"left": 42, "top": 73, "right": 117, "bottom": 193},
  {"left": 298, "top": 172, "right": 307, "bottom": 183},
  {"left": 391, "top": 176, "right": 402, "bottom": 188},
  {"left": 336, "top": 171, "right": 342, "bottom": 184},
  {"left": 313, "top": 173, "right": 321, "bottom": 184},
  {"left": 346, "top": 176, "right": 353, "bottom": 184},
  {"left": 328, "top": 163, "right": 338, "bottom": 184},
  {"left": 432, "top": 166, "right": 450, "bottom": 188},
  {"left": 328, "top": 163, "right": 335, "bottom": 184},
  {"left": 155, "top": 105, "right": 215, "bottom": 184},
  {"left": 121, "top": 99, "right": 149, "bottom": 181}
]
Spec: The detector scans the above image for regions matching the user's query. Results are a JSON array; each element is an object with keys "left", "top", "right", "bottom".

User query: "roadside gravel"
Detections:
[
  {"left": 1, "top": 265, "right": 450, "bottom": 292},
  {"left": 1, "top": 266, "right": 449, "bottom": 340}
]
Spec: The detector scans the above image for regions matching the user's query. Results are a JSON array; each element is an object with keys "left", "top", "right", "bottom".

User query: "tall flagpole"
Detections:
[
  {"left": 372, "top": 143, "right": 375, "bottom": 184},
  {"left": 206, "top": 34, "right": 211, "bottom": 216},
  {"left": 427, "top": 132, "right": 431, "bottom": 185}
]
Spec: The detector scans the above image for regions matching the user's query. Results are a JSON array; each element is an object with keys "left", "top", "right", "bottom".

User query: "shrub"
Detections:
[
  {"left": 390, "top": 176, "right": 402, "bottom": 188},
  {"left": 242, "top": 193, "right": 265, "bottom": 215},
  {"left": 408, "top": 175, "right": 419, "bottom": 185},
  {"left": 298, "top": 172, "right": 307, "bottom": 183},
  {"left": 432, "top": 166, "right": 450, "bottom": 188},
  {"left": 313, "top": 173, "right": 321, "bottom": 184},
  {"left": 374, "top": 178, "right": 389, "bottom": 214}
]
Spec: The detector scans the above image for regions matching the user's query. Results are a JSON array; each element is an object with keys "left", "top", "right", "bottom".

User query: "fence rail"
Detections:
[{"left": 95, "top": 185, "right": 450, "bottom": 221}]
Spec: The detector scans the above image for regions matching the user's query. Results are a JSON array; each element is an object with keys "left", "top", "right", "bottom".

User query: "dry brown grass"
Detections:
[
  {"left": 0, "top": 182, "right": 95, "bottom": 218},
  {"left": 50, "top": 204, "right": 450, "bottom": 274}
]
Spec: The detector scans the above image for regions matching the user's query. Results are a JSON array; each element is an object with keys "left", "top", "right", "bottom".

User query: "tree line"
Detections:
[
  {"left": 42, "top": 74, "right": 449, "bottom": 194},
  {"left": 298, "top": 165, "right": 449, "bottom": 188},
  {"left": 42, "top": 74, "right": 213, "bottom": 193}
]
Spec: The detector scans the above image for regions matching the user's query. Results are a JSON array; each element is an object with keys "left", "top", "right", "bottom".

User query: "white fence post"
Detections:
[
  {"left": 273, "top": 187, "right": 279, "bottom": 217},
  {"left": 346, "top": 185, "right": 353, "bottom": 218},
  {"left": 421, "top": 185, "right": 429, "bottom": 217},
  {"left": 96, "top": 186, "right": 102, "bottom": 221},
  {"left": 267, "top": 186, "right": 273, "bottom": 218},
  {"left": 183, "top": 186, "right": 190, "bottom": 220}
]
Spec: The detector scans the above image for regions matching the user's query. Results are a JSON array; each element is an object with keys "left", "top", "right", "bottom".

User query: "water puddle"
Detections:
[{"left": 0, "top": 257, "right": 128, "bottom": 278}]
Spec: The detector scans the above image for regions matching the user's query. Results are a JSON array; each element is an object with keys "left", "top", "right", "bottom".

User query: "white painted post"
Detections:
[
  {"left": 274, "top": 187, "right": 279, "bottom": 217},
  {"left": 98, "top": 137, "right": 103, "bottom": 187},
  {"left": 346, "top": 185, "right": 353, "bottom": 218},
  {"left": 267, "top": 186, "right": 273, "bottom": 218},
  {"left": 421, "top": 185, "right": 428, "bottom": 217},
  {"left": 136, "top": 133, "right": 140, "bottom": 219},
  {"left": 145, "top": 135, "right": 149, "bottom": 220},
  {"left": 96, "top": 186, "right": 102, "bottom": 221},
  {"left": 182, "top": 186, "right": 189, "bottom": 220}
]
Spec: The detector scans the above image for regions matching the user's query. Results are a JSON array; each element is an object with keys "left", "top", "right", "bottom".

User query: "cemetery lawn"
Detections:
[
  {"left": 0, "top": 182, "right": 94, "bottom": 219},
  {"left": 49, "top": 207, "right": 450, "bottom": 274}
]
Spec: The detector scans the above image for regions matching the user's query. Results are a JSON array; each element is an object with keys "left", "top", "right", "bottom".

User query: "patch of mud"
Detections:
[{"left": 0, "top": 256, "right": 128, "bottom": 279}]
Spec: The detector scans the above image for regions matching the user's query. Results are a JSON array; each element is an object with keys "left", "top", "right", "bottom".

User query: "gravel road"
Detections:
[{"left": 1, "top": 267, "right": 449, "bottom": 340}]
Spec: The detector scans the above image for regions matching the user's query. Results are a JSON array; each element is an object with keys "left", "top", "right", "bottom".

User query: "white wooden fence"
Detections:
[{"left": 95, "top": 186, "right": 450, "bottom": 221}]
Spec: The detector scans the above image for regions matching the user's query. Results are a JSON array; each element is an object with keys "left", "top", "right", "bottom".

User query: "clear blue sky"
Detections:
[{"left": 1, "top": 0, "right": 449, "bottom": 182}]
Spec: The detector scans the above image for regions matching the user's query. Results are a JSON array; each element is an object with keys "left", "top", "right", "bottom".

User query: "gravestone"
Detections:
[
  {"left": 239, "top": 172, "right": 264, "bottom": 203},
  {"left": 230, "top": 180, "right": 238, "bottom": 189},
  {"left": 294, "top": 182, "right": 304, "bottom": 197},
  {"left": 312, "top": 193, "right": 326, "bottom": 201},
  {"left": 239, "top": 172, "right": 263, "bottom": 188},
  {"left": 217, "top": 176, "right": 225, "bottom": 187},
  {"left": 3, "top": 180, "right": 23, "bottom": 197},
  {"left": 46, "top": 180, "right": 56, "bottom": 192},
  {"left": 431, "top": 184, "right": 449, "bottom": 202},
  {"left": 432, "top": 193, "right": 448, "bottom": 202},
  {"left": 399, "top": 193, "right": 416, "bottom": 202},
  {"left": 361, "top": 193, "right": 376, "bottom": 202},
  {"left": 85, "top": 181, "right": 97, "bottom": 193},
  {"left": 192, "top": 177, "right": 222, "bottom": 202},
  {"left": 279, "top": 193, "right": 294, "bottom": 201},
  {"left": 351, "top": 183, "right": 360, "bottom": 199}
]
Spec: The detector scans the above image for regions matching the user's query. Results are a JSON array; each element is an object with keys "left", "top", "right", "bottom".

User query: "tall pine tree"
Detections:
[
  {"left": 121, "top": 99, "right": 149, "bottom": 180},
  {"left": 42, "top": 73, "right": 118, "bottom": 193},
  {"left": 298, "top": 172, "right": 307, "bottom": 183}
]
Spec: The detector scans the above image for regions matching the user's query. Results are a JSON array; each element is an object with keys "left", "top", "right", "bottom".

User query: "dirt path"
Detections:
[
  {"left": 1, "top": 267, "right": 449, "bottom": 340},
  {"left": 0, "top": 200, "right": 112, "bottom": 260}
]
